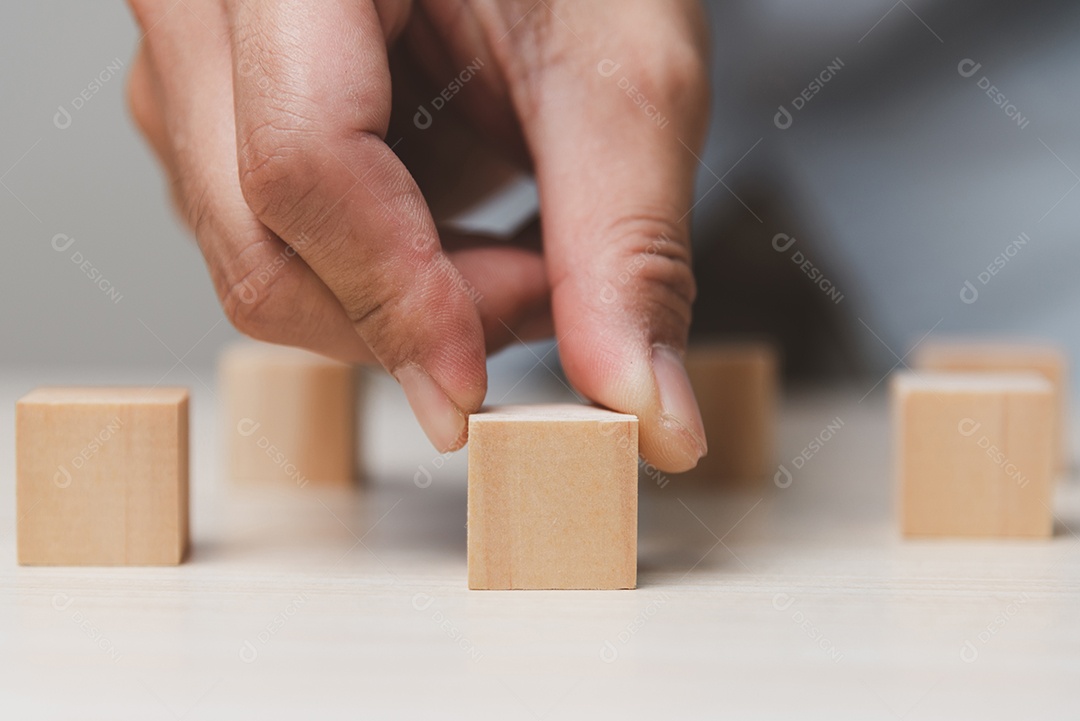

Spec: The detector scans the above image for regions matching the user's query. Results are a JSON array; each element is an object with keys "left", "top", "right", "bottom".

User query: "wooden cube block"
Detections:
[
  {"left": 220, "top": 342, "right": 358, "bottom": 487},
  {"left": 892, "top": 372, "right": 1054, "bottom": 538},
  {"left": 16, "top": 387, "right": 189, "bottom": 565},
  {"left": 677, "top": 341, "right": 778, "bottom": 483},
  {"left": 914, "top": 339, "right": 1068, "bottom": 469},
  {"left": 467, "top": 405, "right": 638, "bottom": 590}
]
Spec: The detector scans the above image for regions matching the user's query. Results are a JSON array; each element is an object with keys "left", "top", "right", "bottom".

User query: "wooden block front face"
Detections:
[
  {"left": 16, "top": 387, "right": 189, "bottom": 565},
  {"left": 220, "top": 343, "right": 358, "bottom": 486},
  {"left": 914, "top": 340, "right": 1068, "bottom": 469},
  {"left": 893, "top": 373, "right": 1054, "bottom": 538},
  {"left": 468, "top": 405, "right": 638, "bottom": 590},
  {"left": 680, "top": 342, "right": 778, "bottom": 482}
]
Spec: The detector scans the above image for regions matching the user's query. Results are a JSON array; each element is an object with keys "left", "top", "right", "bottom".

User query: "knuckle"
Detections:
[
  {"left": 217, "top": 235, "right": 298, "bottom": 341},
  {"left": 603, "top": 214, "right": 696, "bottom": 326},
  {"left": 236, "top": 118, "right": 323, "bottom": 222},
  {"left": 339, "top": 282, "right": 399, "bottom": 350},
  {"left": 639, "top": 43, "right": 709, "bottom": 117}
]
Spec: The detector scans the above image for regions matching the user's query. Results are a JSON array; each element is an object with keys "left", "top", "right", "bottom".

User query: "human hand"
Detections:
[{"left": 126, "top": 0, "right": 710, "bottom": 471}]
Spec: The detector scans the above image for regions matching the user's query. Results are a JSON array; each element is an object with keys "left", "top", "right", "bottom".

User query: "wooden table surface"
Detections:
[{"left": 1, "top": 367, "right": 1078, "bottom": 720}]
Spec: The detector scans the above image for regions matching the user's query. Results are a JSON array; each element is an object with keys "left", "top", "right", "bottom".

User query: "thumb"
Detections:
[{"left": 512, "top": 2, "right": 711, "bottom": 471}]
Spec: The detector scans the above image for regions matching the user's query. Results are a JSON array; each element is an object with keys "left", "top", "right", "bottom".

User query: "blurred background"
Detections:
[{"left": 2, "top": 0, "right": 1078, "bottom": 395}]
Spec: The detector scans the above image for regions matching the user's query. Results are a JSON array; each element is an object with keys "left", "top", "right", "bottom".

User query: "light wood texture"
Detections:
[
  {"left": 220, "top": 342, "right": 358, "bottom": 487},
  {"left": 893, "top": 372, "right": 1055, "bottom": 537},
  {"left": 678, "top": 341, "right": 778, "bottom": 483},
  {"left": 914, "top": 339, "right": 1069, "bottom": 469},
  {"left": 1, "top": 370, "right": 1078, "bottom": 718},
  {"left": 467, "top": 404, "right": 638, "bottom": 589},
  {"left": 16, "top": 386, "right": 188, "bottom": 565}
]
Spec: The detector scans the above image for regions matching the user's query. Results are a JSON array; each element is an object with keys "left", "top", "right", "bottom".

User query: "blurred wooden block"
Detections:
[
  {"left": 220, "top": 343, "right": 359, "bottom": 487},
  {"left": 914, "top": 340, "right": 1068, "bottom": 469},
  {"left": 16, "top": 387, "right": 189, "bottom": 565},
  {"left": 892, "top": 372, "right": 1054, "bottom": 538},
  {"left": 678, "top": 341, "right": 778, "bottom": 483},
  {"left": 467, "top": 405, "right": 638, "bottom": 590}
]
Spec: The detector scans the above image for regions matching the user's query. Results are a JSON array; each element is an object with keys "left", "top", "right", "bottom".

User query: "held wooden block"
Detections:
[
  {"left": 16, "top": 387, "right": 189, "bottom": 565},
  {"left": 220, "top": 342, "right": 359, "bottom": 487},
  {"left": 678, "top": 341, "right": 778, "bottom": 482},
  {"left": 467, "top": 405, "right": 638, "bottom": 590},
  {"left": 914, "top": 339, "right": 1069, "bottom": 469},
  {"left": 892, "top": 372, "right": 1054, "bottom": 538}
]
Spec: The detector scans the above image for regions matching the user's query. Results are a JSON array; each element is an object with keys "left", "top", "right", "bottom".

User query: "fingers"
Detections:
[
  {"left": 126, "top": 0, "right": 377, "bottom": 363},
  {"left": 505, "top": 0, "right": 712, "bottom": 471},
  {"left": 226, "top": 0, "right": 490, "bottom": 451}
]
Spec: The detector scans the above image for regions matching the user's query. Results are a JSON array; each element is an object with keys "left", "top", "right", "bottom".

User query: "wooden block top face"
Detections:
[
  {"left": 892, "top": 372, "right": 1053, "bottom": 395},
  {"left": 469, "top": 404, "right": 637, "bottom": 423},
  {"left": 221, "top": 342, "right": 352, "bottom": 370},
  {"left": 685, "top": 341, "right": 779, "bottom": 370},
  {"left": 913, "top": 340, "right": 1068, "bottom": 469},
  {"left": 17, "top": 387, "right": 189, "bottom": 565},
  {"left": 18, "top": 387, "right": 189, "bottom": 406},
  {"left": 892, "top": 372, "right": 1054, "bottom": 538},
  {"left": 914, "top": 340, "right": 1066, "bottom": 369},
  {"left": 467, "top": 405, "right": 638, "bottom": 590}
]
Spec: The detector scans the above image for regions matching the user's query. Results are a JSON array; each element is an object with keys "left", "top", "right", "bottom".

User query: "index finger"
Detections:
[{"left": 227, "top": 0, "right": 487, "bottom": 452}]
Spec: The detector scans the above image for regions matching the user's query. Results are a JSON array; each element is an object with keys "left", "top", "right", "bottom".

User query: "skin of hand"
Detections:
[{"left": 125, "top": 0, "right": 711, "bottom": 472}]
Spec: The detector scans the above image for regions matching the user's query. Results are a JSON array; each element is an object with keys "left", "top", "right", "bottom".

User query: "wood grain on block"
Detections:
[
  {"left": 678, "top": 341, "right": 778, "bottom": 483},
  {"left": 892, "top": 372, "right": 1054, "bottom": 538},
  {"left": 467, "top": 404, "right": 638, "bottom": 590},
  {"left": 220, "top": 343, "right": 358, "bottom": 486},
  {"left": 16, "top": 387, "right": 189, "bottom": 565},
  {"left": 914, "top": 340, "right": 1068, "bottom": 469}
]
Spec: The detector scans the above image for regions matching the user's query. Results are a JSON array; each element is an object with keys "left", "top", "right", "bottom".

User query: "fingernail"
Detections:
[
  {"left": 652, "top": 344, "right": 707, "bottom": 459},
  {"left": 395, "top": 364, "right": 467, "bottom": 452}
]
